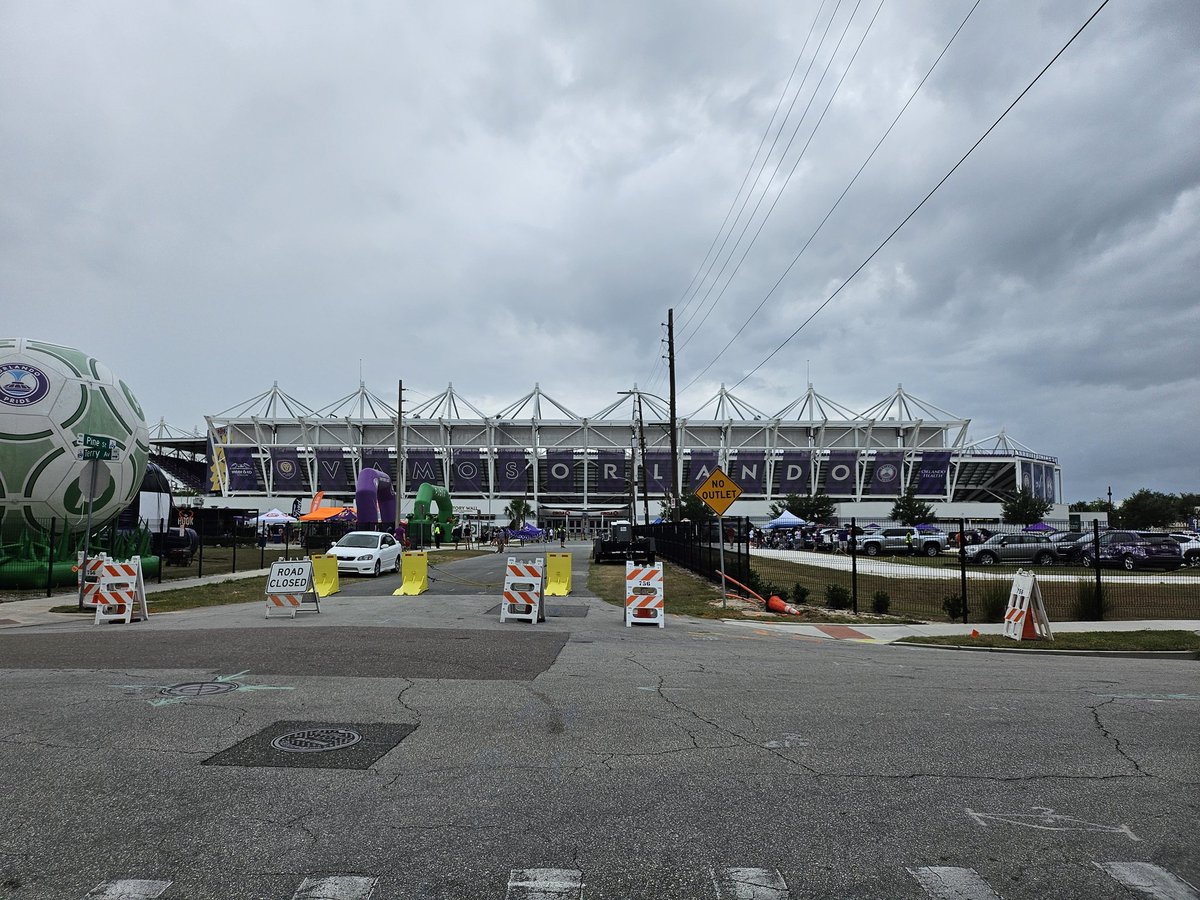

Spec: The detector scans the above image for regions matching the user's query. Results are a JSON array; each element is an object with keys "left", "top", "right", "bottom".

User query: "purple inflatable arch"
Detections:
[{"left": 355, "top": 466, "right": 396, "bottom": 526}]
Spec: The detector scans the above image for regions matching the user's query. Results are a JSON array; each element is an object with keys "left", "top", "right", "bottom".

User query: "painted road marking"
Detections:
[
  {"left": 713, "top": 867, "right": 789, "bottom": 899},
  {"left": 291, "top": 875, "right": 379, "bottom": 899},
  {"left": 907, "top": 867, "right": 1002, "bottom": 899},
  {"left": 1096, "top": 863, "right": 1200, "bottom": 900},
  {"left": 505, "top": 868, "right": 584, "bottom": 899},
  {"left": 965, "top": 806, "right": 1141, "bottom": 841},
  {"left": 85, "top": 881, "right": 172, "bottom": 899}
]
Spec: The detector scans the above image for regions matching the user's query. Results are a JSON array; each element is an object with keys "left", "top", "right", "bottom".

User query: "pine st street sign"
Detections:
[
  {"left": 76, "top": 433, "right": 119, "bottom": 461},
  {"left": 696, "top": 466, "right": 742, "bottom": 517}
]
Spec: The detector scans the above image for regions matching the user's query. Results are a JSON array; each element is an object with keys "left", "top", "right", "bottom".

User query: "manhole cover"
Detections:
[
  {"left": 160, "top": 681, "right": 240, "bottom": 698},
  {"left": 271, "top": 728, "right": 363, "bottom": 753}
]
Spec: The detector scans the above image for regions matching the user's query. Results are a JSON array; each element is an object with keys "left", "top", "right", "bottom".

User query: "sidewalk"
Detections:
[{"left": 723, "top": 618, "right": 1200, "bottom": 644}]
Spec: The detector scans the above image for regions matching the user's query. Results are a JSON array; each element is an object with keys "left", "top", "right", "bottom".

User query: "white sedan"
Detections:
[{"left": 326, "top": 531, "right": 402, "bottom": 576}]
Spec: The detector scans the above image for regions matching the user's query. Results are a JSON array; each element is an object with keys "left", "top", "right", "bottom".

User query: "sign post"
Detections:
[
  {"left": 76, "top": 435, "right": 115, "bottom": 610},
  {"left": 694, "top": 466, "right": 743, "bottom": 609}
]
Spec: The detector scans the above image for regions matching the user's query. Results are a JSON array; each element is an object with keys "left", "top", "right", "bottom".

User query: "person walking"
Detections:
[{"left": 433, "top": 522, "right": 443, "bottom": 549}]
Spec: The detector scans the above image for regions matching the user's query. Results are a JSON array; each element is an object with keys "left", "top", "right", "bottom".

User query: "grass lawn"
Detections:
[
  {"left": 898, "top": 630, "right": 1200, "bottom": 652},
  {"left": 586, "top": 559, "right": 920, "bottom": 624}
]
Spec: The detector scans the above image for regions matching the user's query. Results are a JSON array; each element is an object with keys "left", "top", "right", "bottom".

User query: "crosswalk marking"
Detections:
[
  {"left": 291, "top": 874, "right": 379, "bottom": 900},
  {"left": 1096, "top": 862, "right": 1200, "bottom": 900},
  {"left": 505, "top": 868, "right": 584, "bottom": 899},
  {"left": 907, "top": 867, "right": 1003, "bottom": 899},
  {"left": 713, "top": 867, "right": 790, "bottom": 899},
  {"left": 85, "top": 881, "right": 172, "bottom": 900}
]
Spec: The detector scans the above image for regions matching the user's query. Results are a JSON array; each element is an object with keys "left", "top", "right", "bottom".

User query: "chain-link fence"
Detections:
[{"left": 644, "top": 517, "right": 1198, "bottom": 622}]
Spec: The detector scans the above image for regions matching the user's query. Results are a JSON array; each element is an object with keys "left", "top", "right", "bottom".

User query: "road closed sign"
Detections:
[
  {"left": 266, "top": 560, "right": 314, "bottom": 593},
  {"left": 695, "top": 466, "right": 742, "bottom": 516}
]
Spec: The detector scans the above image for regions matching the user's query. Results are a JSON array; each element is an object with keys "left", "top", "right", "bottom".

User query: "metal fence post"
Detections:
[
  {"left": 158, "top": 517, "right": 165, "bottom": 584},
  {"left": 285, "top": 525, "right": 291, "bottom": 561},
  {"left": 959, "top": 517, "right": 968, "bottom": 624},
  {"left": 231, "top": 519, "right": 237, "bottom": 574},
  {"left": 46, "top": 517, "right": 57, "bottom": 598},
  {"left": 197, "top": 514, "right": 204, "bottom": 578},
  {"left": 1093, "top": 518, "right": 1103, "bottom": 620},
  {"left": 850, "top": 516, "right": 858, "bottom": 614}
]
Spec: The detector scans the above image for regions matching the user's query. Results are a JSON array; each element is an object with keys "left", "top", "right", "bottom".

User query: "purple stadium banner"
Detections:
[
  {"left": 594, "top": 450, "right": 626, "bottom": 492},
  {"left": 687, "top": 451, "right": 719, "bottom": 491},
  {"left": 315, "top": 449, "right": 351, "bottom": 492},
  {"left": 495, "top": 450, "right": 529, "bottom": 493},
  {"left": 733, "top": 452, "right": 766, "bottom": 493},
  {"left": 405, "top": 449, "right": 439, "bottom": 492},
  {"left": 362, "top": 449, "right": 393, "bottom": 482},
  {"left": 1019, "top": 461, "right": 1032, "bottom": 493},
  {"left": 451, "top": 450, "right": 483, "bottom": 493},
  {"left": 544, "top": 450, "right": 576, "bottom": 492},
  {"left": 1044, "top": 465, "right": 1056, "bottom": 503},
  {"left": 643, "top": 449, "right": 673, "bottom": 495},
  {"left": 1033, "top": 463, "right": 1046, "bottom": 501},
  {"left": 224, "top": 446, "right": 261, "bottom": 491},
  {"left": 269, "top": 447, "right": 304, "bottom": 492},
  {"left": 914, "top": 451, "right": 951, "bottom": 496},
  {"left": 776, "top": 451, "right": 810, "bottom": 494},
  {"left": 822, "top": 450, "right": 858, "bottom": 495},
  {"left": 868, "top": 451, "right": 904, "bottom": 496}
]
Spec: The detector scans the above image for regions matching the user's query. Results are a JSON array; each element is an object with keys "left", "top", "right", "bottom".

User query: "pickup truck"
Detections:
[{"left": 859, "top": 526, "right": 946, "bottom": 557}]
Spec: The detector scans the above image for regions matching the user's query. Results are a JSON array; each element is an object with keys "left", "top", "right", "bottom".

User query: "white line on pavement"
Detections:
[
  {"left": 505, "top": 868, "right": 584, "bottom": 899},
  {"left": 907, "top": 867, "right": 1003, "bottom": 899},
  {"left": 1096, "top": 862, "right": 1200, "bottom": 900},
  {"left": 85, "top": 881, "right": 172, "bottom": 900},
  {"left": 712, "top": 867, "right": 790, "bottom": 899},
  {"left": 291, "top": 875, "right": 379, "bottom": 900}
]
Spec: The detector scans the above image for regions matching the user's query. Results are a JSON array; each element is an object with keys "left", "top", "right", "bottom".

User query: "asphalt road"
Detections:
[{"left": 0, "top": 547, "right": 1196, "bottom": 899}]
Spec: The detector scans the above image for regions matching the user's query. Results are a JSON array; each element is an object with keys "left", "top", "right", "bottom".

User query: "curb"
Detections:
[{"left": 893, "top": 642, "right": 1200, "bottom": 661}]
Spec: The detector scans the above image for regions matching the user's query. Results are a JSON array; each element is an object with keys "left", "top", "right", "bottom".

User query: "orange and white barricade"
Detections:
[
  {"left": 87, "top": 556, "right": 150, "bottom": 625},
  {"left": 1003, "top": 570, "right": 1053, "bottom": 641},
  {"left": 625, "top": 561, "right": 664, "bottom": 628},
  {"left": 76, "top": 553, "right": 106, "bottom": 607},
  {"left": 265, "top": 559, "right": 320, "bottom": 619},
  {"left": 500, "top": 557, "right": 544, "bottom": 624}
]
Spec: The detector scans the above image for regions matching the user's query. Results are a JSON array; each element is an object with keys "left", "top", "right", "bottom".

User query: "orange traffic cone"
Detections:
[
  {"left": 766, "top": 595, "right": 802, "bottom": 616},
  {"left": 1021, "top": 611, "right": 1040, "bottom": 640},
  {"left": 970, "top": 629, "right": 980, "bottom": 639}
]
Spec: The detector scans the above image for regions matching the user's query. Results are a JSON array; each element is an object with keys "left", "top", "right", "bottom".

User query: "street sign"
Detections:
[
  {"left": 78, "top": 434, "right": 118, "bottom": 460},
  {"left": 80, "top": 459, "right": 112, "bottom": 501},
  {"left": 695, "top": 466, "right": 742, "bottom": 517}
]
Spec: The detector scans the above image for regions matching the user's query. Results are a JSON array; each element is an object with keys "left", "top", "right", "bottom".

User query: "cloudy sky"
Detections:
[{"left": 3, "top": 0, "right": 1196, "bottom": 504}]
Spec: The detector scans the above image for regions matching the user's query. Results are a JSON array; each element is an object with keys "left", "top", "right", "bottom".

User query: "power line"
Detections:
[
  {"left": 726, "top": 0, "right": 1114, "bottom": 394},
  {"left": 679, "top": 0, "right": 881, "bottom": 360},
  {"left": 681, "top": 0, "right": 981, "bottom": 392}
]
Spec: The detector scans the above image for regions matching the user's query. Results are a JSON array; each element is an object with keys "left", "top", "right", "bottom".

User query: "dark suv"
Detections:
[{"left": 1079, "top": 531, "right": 1183, "bottom": 571}]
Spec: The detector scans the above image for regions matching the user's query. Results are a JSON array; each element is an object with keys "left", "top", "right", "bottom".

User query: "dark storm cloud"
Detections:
[{"left": 1, "top": 0, "right": 1195, "bottom": 501}]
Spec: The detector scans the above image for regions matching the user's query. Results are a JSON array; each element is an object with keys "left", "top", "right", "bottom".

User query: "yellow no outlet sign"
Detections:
[{"left": 695, "top": 466, "right": 742, "bottom": 516}]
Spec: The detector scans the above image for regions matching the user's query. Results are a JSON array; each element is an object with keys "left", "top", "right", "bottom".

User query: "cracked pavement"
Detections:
[{"left": 0, "top": 550, "right": 1196, "bottom": 898}]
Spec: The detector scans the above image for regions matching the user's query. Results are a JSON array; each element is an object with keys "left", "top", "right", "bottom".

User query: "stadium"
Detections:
[{"left": 149, "top": 380, "right": 1064, "bottom": 530}]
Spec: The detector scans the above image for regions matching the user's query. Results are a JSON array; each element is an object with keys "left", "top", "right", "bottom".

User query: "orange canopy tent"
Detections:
[{"left": 298, "top": 506, "right": 356, "bottom": 522}]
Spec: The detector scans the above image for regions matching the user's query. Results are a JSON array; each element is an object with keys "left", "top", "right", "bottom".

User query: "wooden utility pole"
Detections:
[{"left": 667, "top": 308, "right": 680, "bottom": 520}]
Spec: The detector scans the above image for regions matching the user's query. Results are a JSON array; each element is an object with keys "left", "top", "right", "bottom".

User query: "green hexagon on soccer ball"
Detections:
[{"left": 0, "top": 338, "right": 149, "bottom": 539}]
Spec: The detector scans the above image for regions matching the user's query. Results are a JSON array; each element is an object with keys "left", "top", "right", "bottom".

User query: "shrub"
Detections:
[
  {"left": 825, "top": 583, "right": 851, "bottom": 610},
  {"left": 941, "top": 593, "right": 965, "bottom": 622},
  {"left": 978, "top": 582, "right": 1010, "bottom": 623},
  {"left": 1072, "top": 579, "right": 1107, "bottom": 621},
  {"left": 872, "top": 590, "right": 891, "bottom": 615},
  {"left": 792, "top": 583, "right": 811, "bottom": 605}
]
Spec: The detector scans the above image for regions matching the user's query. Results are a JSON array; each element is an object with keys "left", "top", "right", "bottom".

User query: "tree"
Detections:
[
  {"left": 1119, "top": 489, "right": 1178, "bottom": 529},
  {"left": 768, "top": 493, "right": 807, "bottom": 518},
  {"left": 1069, "top": 499, "right": 1112, "bottom": 512},
  {"left": 793, "top": 492, "right": 836, "bottom": 523},
  {"left": 1002, "top": 489, "right": 1052, "bottom": 526},
  {"left": 675, "top": 491, "right": 715, "bottom": 522},
  {"left": 503, "top": 498, "right": 532, "bottom": 529},
  {"left": 890, "top": 488, "right": 934, "bottom": 526}
]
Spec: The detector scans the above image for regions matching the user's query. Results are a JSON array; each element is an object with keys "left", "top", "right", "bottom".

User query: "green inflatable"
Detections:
[{"left": 409, "top": 483, "right": 454, "bottom": 545}]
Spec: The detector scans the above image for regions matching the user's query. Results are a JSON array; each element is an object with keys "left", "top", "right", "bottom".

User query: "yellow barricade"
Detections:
[
  {"left": 545, "top": 552, "right": 572, "bottom": 596},
  {"left": 394, "top": 550, "right": 429, "bottom": 596},
  {"left": 310, "top": 555, "right": 340, "bottom": 597}
]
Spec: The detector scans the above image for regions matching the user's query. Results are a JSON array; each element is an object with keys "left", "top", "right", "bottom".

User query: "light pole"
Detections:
[{"left": 618, "top": 388, "right": 677, "bottom": 525}]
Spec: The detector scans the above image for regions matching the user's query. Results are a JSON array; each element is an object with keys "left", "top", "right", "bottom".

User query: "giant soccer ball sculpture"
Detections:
[{"left": 0, "top": 338, "right": 149, "bottom": 540}]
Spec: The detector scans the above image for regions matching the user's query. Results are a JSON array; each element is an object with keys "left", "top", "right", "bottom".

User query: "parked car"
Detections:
[
  {"left": 948, "top": 528, "right": 992, "bottom": 548},
  {"left": 1048, "top": 531, "right": 1093, "bottom": 565},
  {"left": 963, "top": 533, "right": 1057, "bottom": 567},
  {"left": 1078, "top": 531, "right": 1184, "bottom": 571},
  {"left": 1167, "top": 533, "right": 1200, "bottom": 567},
  {"left": 326, "top": 530, "right": 403, "bottom": 576},
  {"left": 859, "top": 527, "right": 947, "bottom": 557}
]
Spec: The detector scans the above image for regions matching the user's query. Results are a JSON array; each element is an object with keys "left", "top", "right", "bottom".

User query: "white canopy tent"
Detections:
[
  {"left": 766, "top": 511, "right": 808, "bottom": 529},
  {"left": 246, "top": 508, "right": 297, "bottom": 526}
]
